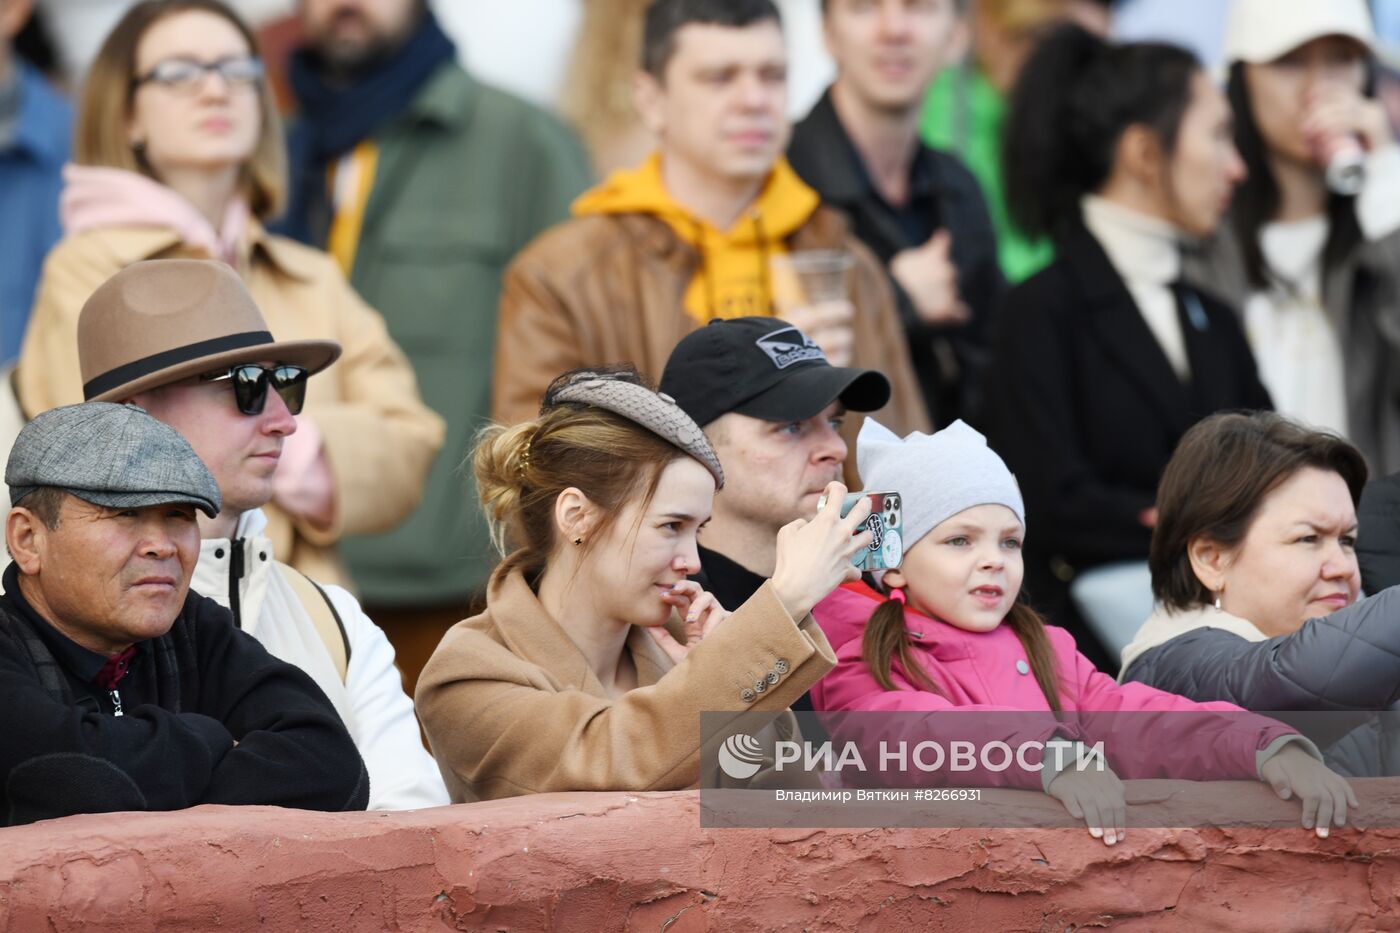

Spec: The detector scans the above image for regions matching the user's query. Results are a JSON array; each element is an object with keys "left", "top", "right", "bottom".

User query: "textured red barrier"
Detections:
[{"left": 1, "top": 784, "right": 1398, "bottom": 931}]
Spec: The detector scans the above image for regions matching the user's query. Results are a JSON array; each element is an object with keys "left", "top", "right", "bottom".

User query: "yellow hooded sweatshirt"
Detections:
[{"left": 572, "top": 153, "right": 822, "bottom": 323}]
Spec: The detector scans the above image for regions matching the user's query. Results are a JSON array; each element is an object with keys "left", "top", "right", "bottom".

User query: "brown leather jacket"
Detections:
[{"left": 492, "top": 206, "right": 931, "bottom": 439}]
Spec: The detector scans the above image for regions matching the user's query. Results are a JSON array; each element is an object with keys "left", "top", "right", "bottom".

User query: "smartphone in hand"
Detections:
[{"left": 817, "top": 490, "right": 903, "bottom": 571}]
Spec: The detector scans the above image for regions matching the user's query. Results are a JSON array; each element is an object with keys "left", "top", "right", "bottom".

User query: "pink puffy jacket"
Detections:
[{"left": 810, "top": 583, "right": 1303, "bottom": 789}]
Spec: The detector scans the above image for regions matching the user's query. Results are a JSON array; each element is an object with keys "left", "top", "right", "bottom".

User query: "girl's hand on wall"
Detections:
[
  {"left": 1260, "top": 744, "right": 1358, "bottom": 838},
  {"left": 1048, "top": 764, "right": 1127, "bottom": 846}
]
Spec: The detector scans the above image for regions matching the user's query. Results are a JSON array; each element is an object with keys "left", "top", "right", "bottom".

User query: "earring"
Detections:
[
  {"left": 1213, "top": 593, "right": 1222, "bottom": 611},
  {"left": 130, "top": 138, "right": 146, "bottom": 154},
  {"left": 573, "top": 537, "right": 583, "bottom": 546}
]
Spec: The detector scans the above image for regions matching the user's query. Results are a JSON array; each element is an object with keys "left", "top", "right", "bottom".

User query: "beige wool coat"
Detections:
[
  {"left": 15, "top": 221, "right": 445, "bottom": 586},
  {"left": 415, "top": 568, "right": 837, "bottom": 802}
]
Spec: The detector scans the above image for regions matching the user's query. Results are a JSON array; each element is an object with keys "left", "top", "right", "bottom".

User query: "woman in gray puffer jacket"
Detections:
[{"left": 1120, "top": 413, "right": 1400, "bottom": 776}]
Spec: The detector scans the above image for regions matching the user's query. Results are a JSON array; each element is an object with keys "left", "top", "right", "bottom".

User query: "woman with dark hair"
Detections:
[
  {"left": 1186, "top": 0, "right": 1400, "bottom": 476},
  {"left": 980, "top": 24, "right": 1271, "bottom": 660},
  {"left": 1121, "top": 413, "right": 1400, "bottom": 752},
  {"left": 416, "top": 367, "right": 867, "bottom": 802}
]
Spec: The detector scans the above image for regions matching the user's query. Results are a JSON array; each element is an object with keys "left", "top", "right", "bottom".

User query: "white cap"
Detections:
[
  {"left": 856, "top": 418, "right": 1025, "bottom": 555},
  {"left": 1224, "top": 0, "right": 1375, "bottom": 65}
]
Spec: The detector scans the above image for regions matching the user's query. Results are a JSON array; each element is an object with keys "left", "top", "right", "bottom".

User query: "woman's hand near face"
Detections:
[
  {"left": 1260, "top": 743, "right": 1358, "bottom": 838},
  {"left": 1047, "top": 764, "right": 1127, "bottom": 846},
  {"left": 649, "top": 581, "right": 729, "bottom": 664},
  {"left": 1304, "top": 84, "right": 1396, "bottom": 155},
  {"left": 770, "top": 482, "right": 874, "bottom": 621}
]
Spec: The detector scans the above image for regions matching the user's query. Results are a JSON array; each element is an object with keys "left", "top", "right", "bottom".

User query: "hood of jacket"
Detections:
[
  {"left": 1118, "top": 603, "right": 1269, "bottom": 681},
  {"left": 60, "top": 165, "right": 251, "bottom": 266},
  {"left": 572, "top": 152, "right": 821, "bottom": 323}
]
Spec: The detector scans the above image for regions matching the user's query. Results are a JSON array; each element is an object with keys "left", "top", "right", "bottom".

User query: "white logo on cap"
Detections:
[{"left": 756, "top": 326, "right": 826, "bottom": 370}]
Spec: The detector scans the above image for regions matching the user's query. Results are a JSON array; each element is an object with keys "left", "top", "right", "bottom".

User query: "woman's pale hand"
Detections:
[
  {"left": 1304, "top": 84, "right": 1395, "bottom": 154},
  {"left": 1047, "top": 764, "right": 1127, "bottom": 846},
  {"left": 1259, "top": 744, "right": 1358, "bottom": 838},
  {"left": 649, "top": 581, "right": 729, "bottom": 664},
  {"left": 770, "top": 482, "right": 873, "bottom": 621}
]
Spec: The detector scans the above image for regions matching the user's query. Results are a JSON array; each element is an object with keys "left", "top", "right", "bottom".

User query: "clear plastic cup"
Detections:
[{"left": 770, "top": 250, "right": 856, "bottom": 311}]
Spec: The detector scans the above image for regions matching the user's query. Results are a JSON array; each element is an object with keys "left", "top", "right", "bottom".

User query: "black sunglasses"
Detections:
[{"left": 200, "top": 364, "right": 309, "bottom": 416}]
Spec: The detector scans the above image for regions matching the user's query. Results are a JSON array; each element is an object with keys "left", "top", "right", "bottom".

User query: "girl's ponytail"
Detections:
[{"left": 862, "top": 591, "right": 945, "bottom": 697}]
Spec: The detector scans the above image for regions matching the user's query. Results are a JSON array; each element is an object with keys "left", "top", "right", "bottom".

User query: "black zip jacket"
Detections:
[{"left": 0, "top": 564, "right": 368, "bottom": 826}]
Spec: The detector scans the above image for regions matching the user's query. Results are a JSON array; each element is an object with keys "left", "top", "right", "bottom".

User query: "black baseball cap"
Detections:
[{"left": 660, "top": 317, "right": 891, "bottom": 428}]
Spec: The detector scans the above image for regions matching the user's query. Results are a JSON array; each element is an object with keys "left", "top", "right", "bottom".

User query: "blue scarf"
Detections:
[{"left": 275, "top": 11, "right": 456, "bottom": 244}]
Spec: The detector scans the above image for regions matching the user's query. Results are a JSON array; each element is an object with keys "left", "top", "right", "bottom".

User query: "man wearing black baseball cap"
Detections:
[{"left": 661, "top": 316, "right": 891, "bottom": 615}]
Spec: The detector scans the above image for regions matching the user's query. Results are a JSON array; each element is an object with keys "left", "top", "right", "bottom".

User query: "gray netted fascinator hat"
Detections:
[{"left": 542, "top": 368, "right": 725, "bottom": 488}]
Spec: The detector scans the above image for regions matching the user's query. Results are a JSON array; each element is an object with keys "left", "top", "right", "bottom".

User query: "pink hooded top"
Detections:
[{"left": 810, "top": 583, "right": 1308, "bottom": 789}]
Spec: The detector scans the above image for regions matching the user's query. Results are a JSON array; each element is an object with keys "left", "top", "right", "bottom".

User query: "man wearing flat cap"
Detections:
[
  {"left": 0, "top": 402, "right": 369, "bottom": 826},
  {"left": 72, "top": 259, "right": 447, "bottom": 811}
]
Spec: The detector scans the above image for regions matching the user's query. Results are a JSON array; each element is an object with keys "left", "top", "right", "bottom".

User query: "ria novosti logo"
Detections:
[{"left": 718, "top": 733, "right": 765, "bottom": 780}]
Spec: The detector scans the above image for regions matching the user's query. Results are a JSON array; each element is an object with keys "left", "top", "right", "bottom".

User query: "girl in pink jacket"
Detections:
[{"left": 811, "top": 419, "right": 1355, "bottom": 845}]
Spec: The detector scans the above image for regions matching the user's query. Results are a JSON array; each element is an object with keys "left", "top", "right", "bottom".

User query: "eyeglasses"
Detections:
[
  {"left": 132, "top": 56, "right": 265, "bottom": 94},
  {"left": 200, "top": 364, "right": 308, "bottom": 416}
]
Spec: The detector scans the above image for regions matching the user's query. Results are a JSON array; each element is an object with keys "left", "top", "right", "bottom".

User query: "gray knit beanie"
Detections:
[{"left": 857, "top": 418, "right": 1025, "bottom": 552}]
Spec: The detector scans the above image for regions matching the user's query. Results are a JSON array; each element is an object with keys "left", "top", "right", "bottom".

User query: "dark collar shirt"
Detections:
[{"left": 788, "top": 88, "right": 1004, "bottom": 424}]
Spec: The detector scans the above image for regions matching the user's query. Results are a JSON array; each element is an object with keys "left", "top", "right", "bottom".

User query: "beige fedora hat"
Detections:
[{"left": 78, "top": 259, "right": 342, "bottom": 402}]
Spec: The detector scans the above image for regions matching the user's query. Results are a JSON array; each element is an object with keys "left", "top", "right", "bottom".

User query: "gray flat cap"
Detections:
[{"left": 7, "top": 402, "right": 221, "bottom": 517}]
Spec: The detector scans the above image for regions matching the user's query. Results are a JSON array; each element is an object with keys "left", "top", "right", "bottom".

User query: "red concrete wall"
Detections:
[{"left": 2, "top": 783, "right": 1398, "bottom": 931}]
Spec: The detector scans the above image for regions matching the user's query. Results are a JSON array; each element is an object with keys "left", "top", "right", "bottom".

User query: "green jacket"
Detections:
[
  {"left": 335, "top": 63, "right": 592, "bottom": 606},
  {"left": 920, "top": 65, "right": 1054, "bottom": 285}
]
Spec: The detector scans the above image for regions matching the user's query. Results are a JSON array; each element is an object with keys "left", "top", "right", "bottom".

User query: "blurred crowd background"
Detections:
[{"left": 8, "top": 0, "right": 1400, "bottom": 689}]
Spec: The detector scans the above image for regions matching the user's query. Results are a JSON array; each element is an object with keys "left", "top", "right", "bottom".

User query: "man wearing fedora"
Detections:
[
  {"left": 0, "top": 402, "right": 369, "bottom": 826},
  {"left": 74, "top": 259, "right": 447, "bottom": 811}
]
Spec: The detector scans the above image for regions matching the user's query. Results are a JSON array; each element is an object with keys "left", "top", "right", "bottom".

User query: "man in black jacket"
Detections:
[
  {"left": 788, "top": 0, "right": 1002, "bottom": 425},
  {"left": 0, "top": 402, "right": 368, "bottom": 826}
]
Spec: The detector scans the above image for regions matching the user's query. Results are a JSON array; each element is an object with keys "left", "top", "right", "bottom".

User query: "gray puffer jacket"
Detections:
[
  {"left": 1122, "top": 587, "right": 1400, "bottom": 775},
  {"left": 1123, "top": 587, "right": 1400, "bottom": 708}
]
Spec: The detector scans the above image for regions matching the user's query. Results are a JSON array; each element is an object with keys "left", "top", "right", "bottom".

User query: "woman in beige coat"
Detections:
[
  {"left": 14, "top": 0, "right": 443, "bottom": 586},
  {"left": 416, "top": 368, "right": 869, "bottom": 802}
]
